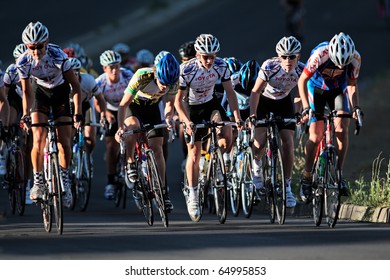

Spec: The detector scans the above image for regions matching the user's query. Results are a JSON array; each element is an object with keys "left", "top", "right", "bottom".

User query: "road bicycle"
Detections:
[
  {"left": 70, "top": 127, "right": 92, "bottom": 212},
  {"left": 227, "top": 122, "right": 254, "bottom": 218},
  {"left": 120, "top": 123, "right": 169, "bottom": 227},
  {"left": 252, "top": 113, "right": 296, "bottom": 225},
  {"left": 308, "top": 109, "right": 362, "bottom": 228},
  {"left": 2, "top": 124, "right": 26, "bottom": 216},
  {"left": 31, "top": 116, "right": 73, "bottom": 235},
  {"left": 183, "top": 120, "right": 234, "bottom": 224}
]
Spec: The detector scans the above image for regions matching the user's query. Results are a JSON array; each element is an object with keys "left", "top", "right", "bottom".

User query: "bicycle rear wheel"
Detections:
[
  {"left": 51, "top": 153, "right": 63, "bottom": 235},
  {"left": 228, "top": 145, "right": 240, "bottom": 216},
  {"left": 241, "top": 147, "right": 254, "bottom": 218},
  {"left": 213, "top": 149, "right": 227, "bottom": 224},
  {"left": 324, "top": 147, "right": 341, "bottom": 228},
  {"left": 146, "top": 150, "right": 168, "bottom": 227},
  {"left": 273, "top": 149, "right": 286, "bottom": 225}
]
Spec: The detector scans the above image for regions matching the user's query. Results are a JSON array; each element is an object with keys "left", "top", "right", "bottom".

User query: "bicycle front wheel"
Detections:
[
  {"left": 41, "top": 197, "right": 52, "bottom": 233},
  {"left": 324, "top": 147, "right": 341, "bottom": 228},
  {"left": 241, "top": 147, "right": 254, "bottom": 218},
  {"left": 228, "top": 145, "right": 240, "bottom": 217},
  {"left": 77, "top": 150, "right": 92, "bottom": 212},
  {"left": 51, "top": 153, "right": 63, "bottom": 235},
  {"left": 14, "top": 147, "right": 26, "bottom": 216},
  {"left": 147, "top": 150, "right": 168, "bottom": 227},
  {"left": 273, "top": 149, "right": 286, "bottom": 225},
  {"left": 212, "top": 149, "right": 227, "bottom": 224},
  {"left": 312, "top": 158, "right": 324, "bottom": 226}
]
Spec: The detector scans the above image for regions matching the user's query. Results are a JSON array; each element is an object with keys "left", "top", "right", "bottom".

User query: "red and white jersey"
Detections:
[
  {"left": 16, "top": 44, "right": 71, "bottom": 89},
  {"left": 179, "top": 57, "right": 231, "bottom": 105}
]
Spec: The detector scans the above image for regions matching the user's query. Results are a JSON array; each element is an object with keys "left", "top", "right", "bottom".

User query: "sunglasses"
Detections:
[
  {"left": 201, "top": 55, "right": 216, "bottom": 60},
  {"left": 280, "top": 55, "right": 297, "bottom": 60},
  {"left": 27, "top": 43, "right": 45, "bottom": 50}
]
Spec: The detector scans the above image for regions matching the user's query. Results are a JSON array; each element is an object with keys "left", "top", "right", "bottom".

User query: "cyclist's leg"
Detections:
[
  {"left": 280, "top": 129, "right": 296, "bottom": 207},
  {"left": 123, "top": 113, "right": 141, "bottom": 184}
]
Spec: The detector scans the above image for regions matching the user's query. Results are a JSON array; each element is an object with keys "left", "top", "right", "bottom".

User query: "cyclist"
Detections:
[
  {"left": 3, "top": 43, "right": 34, "bottom": 203},
  {"left": 249, "top": 36, "right": 304, "bottom": 208},
  {"left": 112, "top": 42, "right": 137, "bottom": 71},
  {"left": 297, "top": 32, "right": 362, "bottom": 202},
  {"left": 174, "top": 33, "right": 242, "bottom": 220},
  {"left": 115, "top": 52, "right": 180, "bottom": 212},
  {"left": 17, "top": 21, "right": 82, "bottom": 207},
  {"left": 69, "top": 58, "right": 107, "bottom": 163},
  {"left": 133, "top": 49, "right": 154, "bottom": 71},
  {"left": 95, "top": 50, "right": 133, "bottom": 200},
  {"left": 0, "top": 68, "right": 10, "bottom": 176}
]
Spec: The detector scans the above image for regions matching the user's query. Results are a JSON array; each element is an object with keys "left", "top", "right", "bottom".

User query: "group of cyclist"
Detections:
[{"left": 0, "top": 20, "right": 363, "bottom": 224}]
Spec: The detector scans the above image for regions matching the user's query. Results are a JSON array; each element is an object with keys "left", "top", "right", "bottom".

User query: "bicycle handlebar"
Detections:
[{"left": 182, "top": 121, "right": 235, "bottom": 145}]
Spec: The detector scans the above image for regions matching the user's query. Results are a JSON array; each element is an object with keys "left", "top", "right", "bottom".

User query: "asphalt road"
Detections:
[{"left": 1, "top": 0, "right": 390, "bottom": 265}]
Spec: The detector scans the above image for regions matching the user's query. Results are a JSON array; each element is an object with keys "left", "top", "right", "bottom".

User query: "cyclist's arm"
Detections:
[
  {"left": 164, "top": 94, "right": 175, "bottom": 126},
  {"left": 222, "top": 79, "right": 241, "bottom": 123},
  {"left": 117, "top": 91, "right": 134, "bottom": 130},
  {"left": 297, "top": 70, "right": 311, "bottom": 110},
  {"left": 21, "top": 78, "right": 33, "bottom": 118},
  {"left": 64, "top": 69, "right": 82, "bottom": 116},
  {"left": 249, "top": 76, "right": 267, "bottom": 118},
  {"left": 95, "top": 94, "right": 107, "bottom": 121},
  {"left": 347, "top": 79, "right": 359, "bottom": 110},
  {"left": 174, "top": 87, "right": 191, "bottom": 126}
]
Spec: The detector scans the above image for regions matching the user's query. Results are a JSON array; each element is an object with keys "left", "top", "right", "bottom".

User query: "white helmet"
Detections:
[
  {"left": 136, "top": 49, "right": 154, "bottom": 65},
  {"left": 100, "top": 50, "right": 121, "bottom": 66},
  {"left": 194, "top": 34, "right": 220, "bottom": 54},
  {"left": 275, "top": 36, "right": 301, "bottom": 55},
  {"left": 22, "top": 21, "right": 49, "bottom": 45},
  {"left": 13, "top": 43, "right": 27, "bottom": 59},
  {"left": 69, "top": 57, "right": 82, "bottom": 70},
  {"left": 328, "top": 32, "right": 355, "bottom": 67},
  {"left": 112, "top": 42, "right": 130, "bottom": 54},
  {"left": 154, "top": 50, "right": 169, "bottom": 65}
]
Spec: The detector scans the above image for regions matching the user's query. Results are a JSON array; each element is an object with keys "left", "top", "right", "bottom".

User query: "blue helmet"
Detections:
[
  {"left": 156, "top": 52, "right": 180, "bottom": 85},
  {"left": 225, "top": 57, "right": 243, "bottom": 74},
  {"left": 239, "top": 60, "right": 260, "bottom": 91}
]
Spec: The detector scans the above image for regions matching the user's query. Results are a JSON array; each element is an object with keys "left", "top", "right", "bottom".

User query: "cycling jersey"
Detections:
[
  {"left": 95, "top": 68, "right": 133, "bottom": 111},
  {"left": 77, "top": 72, "right": 101, "bottom": 102},
  {"left": 16, "top": 44, "right": 71, "bottom": 89},
  {"left": 124, "top": 68, "right": 177, "bottom": 105},
  {"left": 304, "top": 42, "right": 361, "bottom": 90},
  {"left": 179, "top": 57, "right": 231, "bottom": 105},
  {"left": 4, "top": 63, "right": 22, "bottom": 98},
  {"left": 259, "top": 57, "right": 305, "bottom": 100}
]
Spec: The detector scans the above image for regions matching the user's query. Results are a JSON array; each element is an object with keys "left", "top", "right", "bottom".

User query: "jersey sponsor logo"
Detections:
[
  {"left": 197, "top": 72, "right": 216, "bottom": 81},
  {"left": 32, "top": 63, "right": 57, "bottom": 71}
]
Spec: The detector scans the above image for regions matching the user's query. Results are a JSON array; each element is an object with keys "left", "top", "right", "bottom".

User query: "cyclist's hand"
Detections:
[
  {"left": 20, "top": 115, "right": 31, "bottom": 132},
  {"left": 100, "top": 116, "right": 108, "bottom": 129},
  {"left": 353, "top": 106, "right": 364, "bottom": 126},
  {"left": 73, "top": 114, "right": 84, "bottom": 129},
  {"left": 246, "top": 115, "right": 256, "bottom": 129},
  {"left": 115, "top": 127, "right": 124, "bottom": 143},
  {"left": 106, "top": 111, "right": 116, "bottom": 125},
  {"left": 235, "top": 119, "right": 244, "bottom": 131},
  {"left": 300, "top": 107, "right": 311, "bottom": 124}
]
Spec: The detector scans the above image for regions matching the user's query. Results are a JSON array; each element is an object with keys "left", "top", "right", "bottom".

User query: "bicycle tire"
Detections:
[
  {"left": 263, "top": 152, "right": 275, "bottom": 224},
  {"left": 213, "top": 148, "right": 227, "bottom": 224},
  {"left": 14, "top": 147, "right": 26, "bottom": 216},
  {"left": 273, "top": 148, "right": 286, "bottom": 225},
  {"left": 312, "top": 158, "right": 324, "bottom": 226},
  {"left": 78, "top": 150, "right": 92, "bottom": 212},
  {"left": 228, "top": 145, "right": 240, "bottom": 217},
  {"left": 69, "top": 150, "right": 79, "bottom": 211},
  {"left": 51, "top": 153, "right": 63, "bottom": 235},
  {"left": 146, "top": 150, "right": 168, "bottom": 227},
  {"left": 325, "top": 147, "right": 341, "bottom": 228},
  {"left": 136, "top": 161, "right": 153, "bottom": 226},
  {"left": 241, "top": 147, "right": 254, "bottom": 218},
  {"left": 41, "top": 197, "right": 52, "bottom": 233}
]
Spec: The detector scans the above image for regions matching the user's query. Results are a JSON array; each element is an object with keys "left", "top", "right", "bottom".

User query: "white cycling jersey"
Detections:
[
  {"left": 259, "top": 57, "right": 305, "bottom": 100},
  {"left": 95, "top": 68, "right": 133, "bottom": 111},
  {"left": 3, "top": 63, "right": 22, "bottom": 98},
  {"left": 179, "top": 57, "right": 230, "bottom": 105},
  {"left": 16, "top": 43, "right": 71, "bottom": 89},
  {"left": 77, "top": 72, "right": 101, "bottom": 102}
]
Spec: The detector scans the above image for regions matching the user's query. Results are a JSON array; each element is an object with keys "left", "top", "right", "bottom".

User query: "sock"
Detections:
[{"left": 252, "top": 159, "right": 262, "bottom": 177}]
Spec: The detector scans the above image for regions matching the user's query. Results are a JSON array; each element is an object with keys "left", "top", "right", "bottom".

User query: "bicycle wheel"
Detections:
[
  {"left": 324, "top": 147, "right": 341, "bottom": 228},
  {"left": 241, "top": 147, "right": 254, "bottom": 218},
  {"left": 69, "top": 151, "right": 79, "bottom": 211},
  {"left": 41, "top": 195, "right": 52, "bottom": 233},
  {"left": 228, "top": 145, "right": 240, "bottom": 217},
  {"left": 77, "top": 150, "right": 92, "bottom": 212},
  {"left": 212, "top": 149, "right": 227, "bottom": 224},
  {"left": 263, "top": 152, "right": 275, "bottom": 223},
  {"left": 146, "top": 150, "right": 168, "bottom": 227},
  {"left": 312, "top": 158, "right": 324, "bottom": 226},
  {"left": 273, "top": 148, "right": 286, "bottom": 225},
  {"left": 136, "top": 175, "right": 154, "bottom": 226},
  {"left": 51, "top": 153, "right": 63, "bottom": 235},
  {"left": 14, "top": 147, "right": 26, "bottom": 216}
]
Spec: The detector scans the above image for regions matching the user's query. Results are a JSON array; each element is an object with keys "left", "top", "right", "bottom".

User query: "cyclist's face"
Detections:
[
  {"left": 26, "top": 42, "right": 47, "bottom": 60},
  {"left": 156, "top": 78, "right": 168, "bottom": 92},
  {"left": 279, "top": 54, "right": 299, "bottom": 72},
  {"left": 104, "top": 63, "right": 121, "bottom": 83},
  {"left": 198, "top": 53, "right": 216, "bottom": 69}
]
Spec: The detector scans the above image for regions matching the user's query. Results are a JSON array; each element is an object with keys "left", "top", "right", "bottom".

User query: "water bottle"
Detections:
[{"left": 318, "top": 150, "right": 326, "bottom": 177}]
